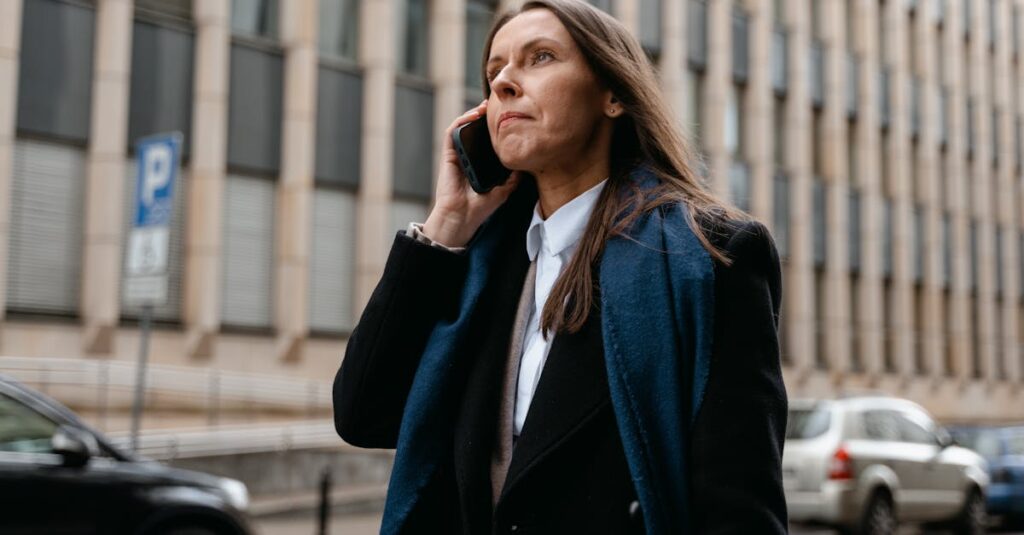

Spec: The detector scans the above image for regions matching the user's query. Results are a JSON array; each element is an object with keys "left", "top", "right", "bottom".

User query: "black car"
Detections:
[{"left": 0, "top": 374, "right": 251, "bottom": 534}]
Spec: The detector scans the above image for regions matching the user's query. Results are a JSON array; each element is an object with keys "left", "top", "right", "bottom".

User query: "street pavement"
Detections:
[{"left": 253, "top": 512, "right": 1024, "bottom": 534}]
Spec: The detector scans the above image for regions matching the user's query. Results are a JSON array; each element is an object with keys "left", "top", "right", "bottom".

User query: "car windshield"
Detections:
[
  {"left": 0, "top": 392, "right": 58, "bottom": 453},
  {"left": 787, "top": 406, "right": 831, "bottom": 440}
]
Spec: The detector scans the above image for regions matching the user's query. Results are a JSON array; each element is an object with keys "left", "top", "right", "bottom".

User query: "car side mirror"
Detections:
[
  {"left": 52, "top": 425, "right": 95, "bottom": 468},
  {"left": 937, "top": 430, "right": 955, "bottom": 449}
]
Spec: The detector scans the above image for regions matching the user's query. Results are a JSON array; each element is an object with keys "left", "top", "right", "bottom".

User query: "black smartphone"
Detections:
[{"left": 452, "top": 116, "right": 512, "bottom": 194}]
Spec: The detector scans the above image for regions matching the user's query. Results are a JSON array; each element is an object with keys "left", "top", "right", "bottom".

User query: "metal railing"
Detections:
[
  {"left": 0, "top": 356, "right": 333, "bottom": 426},
  {"left": 106, "top": 420, "right": 351, "bottom": 461}
]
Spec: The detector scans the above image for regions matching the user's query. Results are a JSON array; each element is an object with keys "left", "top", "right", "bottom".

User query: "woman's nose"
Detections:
[{"left": 490, "top": 68, "right": 521, "bottom": 99}]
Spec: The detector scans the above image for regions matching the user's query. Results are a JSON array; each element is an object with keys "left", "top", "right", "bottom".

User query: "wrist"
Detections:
[{"left": 423, "top": 211, "right": 472, "bottom": 248}]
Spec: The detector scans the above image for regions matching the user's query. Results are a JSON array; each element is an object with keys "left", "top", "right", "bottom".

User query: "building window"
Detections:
[
  {"left": 465, "top": 0, "right": 496, "bottom": 93},
  {"left": 689, "top": 1, "right": 709, "bottom": 69},
  {"left": 943, "top": 288, "right": 954, "bottom": 376},
  {"left": 849, "top": 189, "right": 862, "bottom": 272},
  {"left": 771, "top": 28, "right": 788, "bottom": 94},
  {"left": 640, "top": 0, "right": 663, "bottom": 61},
  {"left": 774, "top": 97, "right": 786, "bottom": 168},
  {"left": 730, "top": 161, "right": 751, "bottom": 212},
  {"left": 588, "top": 0, "right": 614, "bottom": 12},
  {"left": 813, "top": 180, "right": 827, "bottom": 268},
  {"left": 725, "top": 85, "right": 744, "bottom": 157},
  {"left": 815, "top": 269, "right": 828, "bottom": 370},
  {"left": 318, "top": 0, "right": 360, "bottom": 61},
  {"left": 914, "top": 285, "right": 926, "bottom": 375},
  {"left": 397, "top": 0, "right": 430, "bottom": 77},
  {"left": 136, "top": 0, "right": 192, "bottom": 20},
  {"left": 231, "top": 0, "right": 278, "bottom": 39},
  {"left": 846, "top": 52, "right": 859, "bottom": 117},
  {"left": 846, "top": 0, "right": 857, "bottom": 50},
  {"left": 883, "top": 198, "right": 894, "bottom": 278},
  {"left": 850, "top": 274, "right": 862, "bottom": 372},
  {"left": 309, "top": 188, "right": 357, "bottom": 334},
  {"left": 5, "top": 140, "right": 85, "bottom": 316},
  {"left": 883, "top": 279, "right": 895, "bottom": 372},
  {"left": 913, "top": 205, "right": 924, "bottom": 284},
  {"left": 773, "top": 171, "right": 791, "bottom": 258},
  {"left": 733, "top": 7, "right": 750, "bottom": 83},
  {"left": 686, "top": 69, "right": 704, "bottom": 149},
  {"left": 221, "top": 175, "right": 276, "bottom": 329}
]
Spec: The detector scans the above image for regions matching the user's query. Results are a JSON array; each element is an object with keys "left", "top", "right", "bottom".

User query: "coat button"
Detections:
[
  {"left": 510, "top": 525, "right": 519, "bottom": 532},
  {"left": 628, "top": 500, "right": 641, "bottom": 518}
]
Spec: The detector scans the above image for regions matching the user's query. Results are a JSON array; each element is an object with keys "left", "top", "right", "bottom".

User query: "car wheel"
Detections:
[
  {"left": 953, "top": 488, "right": 986, "bottom": 535},
  {"left": 860, "top": 491, "right": 897, "bottom": 535}
]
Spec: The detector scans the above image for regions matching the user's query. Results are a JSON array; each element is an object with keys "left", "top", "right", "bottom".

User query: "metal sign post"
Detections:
[{"left": 125, "top": 132, "right": 182, "bottom": 454}]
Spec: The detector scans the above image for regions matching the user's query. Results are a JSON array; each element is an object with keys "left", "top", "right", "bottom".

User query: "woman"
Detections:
[{"left": 333, "top": 1, "right": 788, "bottom": 533}]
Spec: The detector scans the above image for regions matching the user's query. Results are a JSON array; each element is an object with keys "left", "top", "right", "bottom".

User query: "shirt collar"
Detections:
[{"left": 526, "top": 178, "right": 608, "bottom": 261}]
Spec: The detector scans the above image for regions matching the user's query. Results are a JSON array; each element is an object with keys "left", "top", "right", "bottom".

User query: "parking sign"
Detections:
[{"left": 124, "top": 133, "right": 182, "bottom": 305}]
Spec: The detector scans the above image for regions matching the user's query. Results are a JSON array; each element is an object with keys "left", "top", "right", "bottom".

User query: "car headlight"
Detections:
[{"left": 217, "top": 478, "right": 250, "bottom": 512}]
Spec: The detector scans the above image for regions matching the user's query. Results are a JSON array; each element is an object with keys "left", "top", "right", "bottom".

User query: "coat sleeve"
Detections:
[
  {"left": 333, "top": 231, "right": 470, "bottom": 449},
  {"left": 689, "top": 220, "right": 789, "bottom": 534}
]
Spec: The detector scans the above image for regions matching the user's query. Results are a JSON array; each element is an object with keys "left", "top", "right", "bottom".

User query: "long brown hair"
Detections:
[{"left": 481, "top": 0, "right": 750, "bottom": 337}]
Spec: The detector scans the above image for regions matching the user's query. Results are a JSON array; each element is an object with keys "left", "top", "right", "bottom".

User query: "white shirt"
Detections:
[{"left": 514, "top": 178, "right": 608, "bottom": 436}]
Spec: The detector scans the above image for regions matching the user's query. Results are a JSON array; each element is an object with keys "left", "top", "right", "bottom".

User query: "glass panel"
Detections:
[
  {"left": 862, "top": 410, "right": 901, "bottom": 441},
  {"left": 878, "top": 68, "right": 891, "bottom": 129},
  {"left": 883, "top": 198, "right": 893, "bottom": 278},
  {"left": 786, "top": 406, "right": 832, "bottom": 440},
  {"left": 810, "top": 40, "right": 825, "bottom": 107},
  {"left": 846, "top": 52, "right": 858, "bottom": 117},
  {"left": 942, "top": 215, "right": 952, "bottom": 287},
  {"left": 730, "top": 160, "right": 750, "bottom": 211},
  {"left": 813, "top": 180, "right": 826, "bottom": 267},
  {"left": 231, "top": 0, "right": 278, "bottom": 39},
  {"left": 640, "top": 0, "right": 662, "bottom": 59},
  {"left": 771, "top": 29, "right": 788, "bottom": 94},
  {"left": 465, "top": 0, "right": 496, "bottom": 90},
  {"left": 732, "top": 7, "right": 750, "bottom": 82},
  {"left": 773, "top": 171, "right": 791, "bottom": 257},
  {"left": 913, "top": 205, "right": 924, "bottom": 283},
  {"left": 688, "top": 1, "right": 708, "bottom": 69},
  {"left": 318, "top": 0, "right": 360, "bottom": 60},
  {"left": 397, "top": 0, "right": 430, "bottom": 77},
  {"left": 849, "top": 190, "right": 861, "bottom": 272},
  {"left": 0, "top": 394, "right": 58, "bottom": 454},
  {"left": 910, "top": 76, "right": 921, "bottom": 138},
  {"left": 725, "top": 85, "right": 742, "bottom": 156}
]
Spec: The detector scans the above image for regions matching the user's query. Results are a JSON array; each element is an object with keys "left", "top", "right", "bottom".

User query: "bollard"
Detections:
[{"left": 317, "top": 467, "right": 332, "bottom": 535}]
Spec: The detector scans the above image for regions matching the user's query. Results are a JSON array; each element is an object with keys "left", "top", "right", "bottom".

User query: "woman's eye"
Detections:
[{"left": 532, "top": 50, "right": 554, "bottom": 64}]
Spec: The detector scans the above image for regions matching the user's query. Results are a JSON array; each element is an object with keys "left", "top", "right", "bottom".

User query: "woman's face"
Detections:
[{"left": 485, "top": 9, "right": 615, "bottom": 173}]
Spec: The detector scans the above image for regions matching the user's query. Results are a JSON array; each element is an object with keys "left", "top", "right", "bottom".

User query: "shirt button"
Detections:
[{"left": 629, "top": 500, "right": 641, "bottom": 517}]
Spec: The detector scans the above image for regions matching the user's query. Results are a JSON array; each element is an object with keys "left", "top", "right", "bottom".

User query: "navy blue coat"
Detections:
[{"left": 334, "top": 169, "right": 788, "bottom": 534}]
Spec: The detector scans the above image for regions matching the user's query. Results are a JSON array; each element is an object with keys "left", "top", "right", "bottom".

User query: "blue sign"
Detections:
[{"left": 132, "top": 133, "right": 182, "bottom": 228}]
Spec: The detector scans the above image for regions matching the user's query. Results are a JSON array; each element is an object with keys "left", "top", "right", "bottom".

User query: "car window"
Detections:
[
  {"left": 861, "top": 410, "right": 901, "bottom": 441},
  {"left": 1006, "top": 434, "right": 1024, "bottom": 456},
  {"left": 0, "top": 392, "right": 58, "bottom": 453},
  {"left": 787, "top": 407, "right": 832, "bottom": 439},
  {"left": 896, "top": 413, "right": 937, "bottom": 445}
]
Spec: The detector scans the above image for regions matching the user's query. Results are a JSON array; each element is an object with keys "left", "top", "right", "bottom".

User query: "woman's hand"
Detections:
[{"left": 422, "top": 100, "right": 522, "bottom": 248}]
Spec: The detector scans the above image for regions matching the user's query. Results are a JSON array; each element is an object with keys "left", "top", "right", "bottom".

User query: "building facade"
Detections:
[{"left": 0, "top": 0, "right": 1022, "bottom": 424}]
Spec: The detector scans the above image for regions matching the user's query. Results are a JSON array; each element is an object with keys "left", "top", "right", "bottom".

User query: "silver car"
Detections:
[{"left": 783, "top": 396, "right": 989, "bottom": 535}]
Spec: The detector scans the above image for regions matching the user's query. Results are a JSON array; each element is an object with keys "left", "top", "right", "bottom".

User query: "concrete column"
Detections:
[
  {"left": 431, "top": 0, "right": 467, "bottom": 198},
  {"left": 745, "top": 0, "right": 773, "bottom": 225},
  {"left": 918, "top": 0, "right": 945, "bottom": 383},
  {"left": 0, "top": 0, "right": 23, "bottom": 331},
  {"left": 784, "top": 0, "right": 815, "bottom": 378},
  {"left": 948, "top": 0, "right": 972, "bottom": 384},
  {"left": 81, "top": 0, "right": 134, "bottom": 355},
  {"left": 353, "top": 0, "right": 397, "bottom": 317},
  {"left": 703, "top": 0, "right": 732, "bottom": 201},
  {"left": 615, "top": 0, "right": 640, "bottom": 35},
  {"left": 887, "top": 0, "right": 914, "bottom": 381},
  {"left": 660, "top": 0, "right": 687, "bottom": 125},
  {"left": 274, "top": 0, "right": 319, "bottom": 362},
  {"left": 822, "top": 0, "right": 851, "bottom": 381},
  {"left": 858, "top": 0, "right": 886, "bottom": 381},
  {"left": 183, "top": 0, "right": 231, "bottom": 359}
]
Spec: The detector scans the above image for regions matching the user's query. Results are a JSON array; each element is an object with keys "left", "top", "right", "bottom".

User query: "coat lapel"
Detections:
[
  {"left": 452, "top": 210, "right": 531, "bottom": 533},
  {"left": 497, "top": 290, "right": 610, "bottom": 502}
]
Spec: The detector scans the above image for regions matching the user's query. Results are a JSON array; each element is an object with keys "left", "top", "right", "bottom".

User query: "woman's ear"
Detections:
[{"left": 605, "top": 95, "right": 622, "bottom": 118}]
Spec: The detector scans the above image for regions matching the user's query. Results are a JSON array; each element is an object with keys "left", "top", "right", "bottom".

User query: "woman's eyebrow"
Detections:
[{"left": 486, "top": 37, "right": 562, "bottom": 66}]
